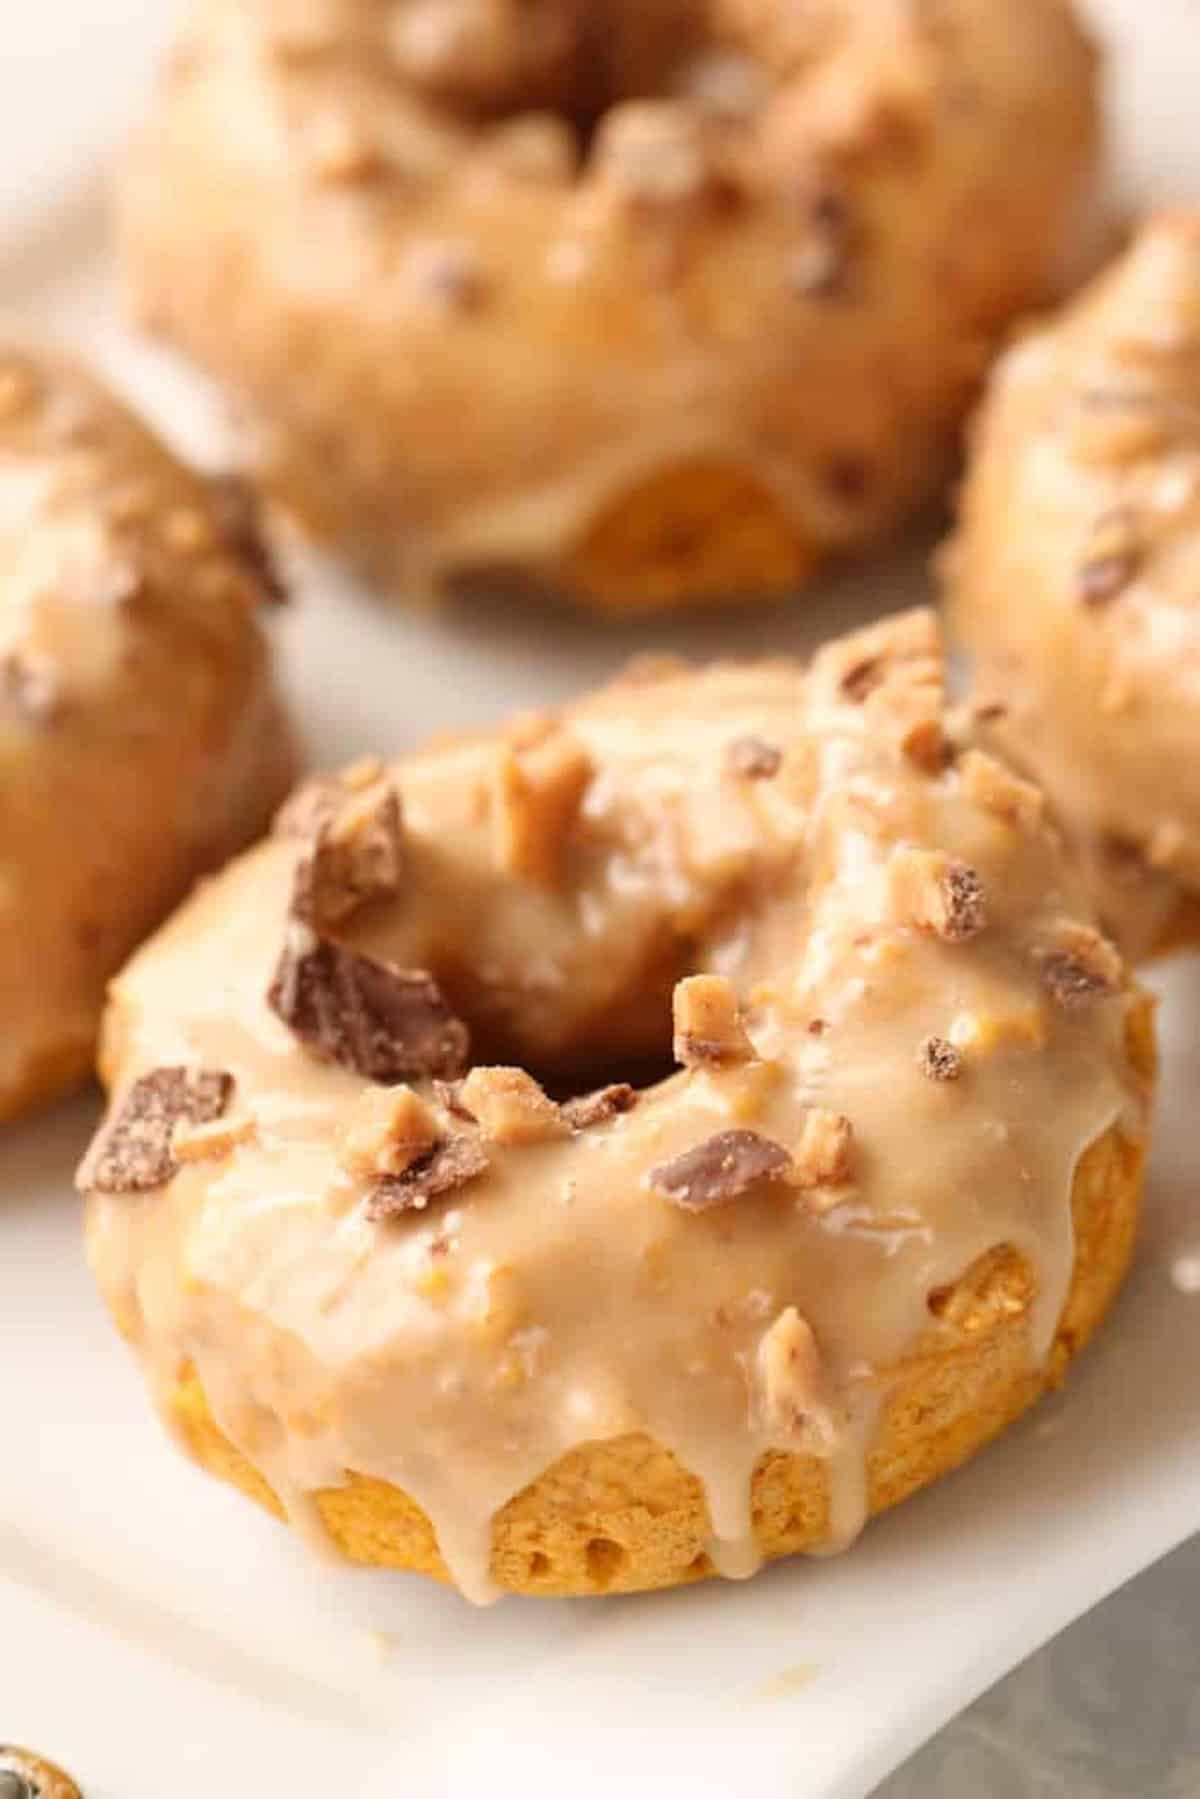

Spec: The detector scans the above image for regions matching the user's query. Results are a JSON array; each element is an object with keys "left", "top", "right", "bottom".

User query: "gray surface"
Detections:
[{"left": 877, "top": 1535, "right": 1200, "bottom": 1797}]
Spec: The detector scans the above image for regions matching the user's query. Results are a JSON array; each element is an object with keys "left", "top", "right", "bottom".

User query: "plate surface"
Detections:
[{"left": 2, "top": 5, "right": 1200, "bottom": 1797}]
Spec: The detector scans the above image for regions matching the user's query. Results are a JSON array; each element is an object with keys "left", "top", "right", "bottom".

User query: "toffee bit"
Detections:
[
  {"left": 792, "top": 1108, "right": 855, "bottom": 1188},
  {"left": 648, "top": 1128, "right": 793, "bottom": 1212},
  {"left": 758, "top": 1306, "right": 836, "bottom": 1451},
  {"left": 79, "top": 1067, "right": 234, "bottom": 1194},
  {"left": 366, "top": 1134, "right": 489, "bottom": 1220},
  {"left": 491, "top": 731, "right": 592, "bottom": 887},
  {"left": 726, "top": 735, "right": 782, "bottom": 779},
  {"left": 561, "top": 1083, "right": 639, "bottom": 1129},
  {"left": 918, "top": 1035, "right": 963, "bottom": 1081},
  {"left": 939, "top": 861, "right": 986, "bottom": 941},
  {"left": 595, "top": 101, "right": 733, "bottom": 211},
  {"left": 209, "top": 475, "right": 289, "bottom": 604},
  {"left": 672, "top": 973, "right": 754, "bottom": 1067},
  {"left": 1036, "top": 924, "right": 1122, "bottom": 1009},
  {"left": 959, "top": 748, "right": 1044, "bottom": 831},
  {"left": 267, "top": 928, "right": 469, "bottom": 1082},
  {"left": 458, "top": 1065, "right": 568, "bottom": 1146},
  {"left": 292, "top": 782, "right": 404, "bottom": 926},
  {"left": 889, "top": 849, "right": 987, "bottom": 943},
  {"left": 172, "top": 1113, "right": 257, "bottom": 1164},
  {"left": 339, "top": 1085, "right": 439, "bottom": 1179}
]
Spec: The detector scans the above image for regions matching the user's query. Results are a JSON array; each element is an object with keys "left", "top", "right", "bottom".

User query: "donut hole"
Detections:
[
  {"left": 564, "top": 458, "right": 812, "bottom": 612},
  {"left": 418, "top": 936, "right": 690, "bottom": 1100},
  {"left": 388, "top": 0, "right": 743, "bottom": 154}
]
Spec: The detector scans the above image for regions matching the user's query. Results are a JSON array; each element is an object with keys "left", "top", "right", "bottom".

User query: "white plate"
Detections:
[{"left": 2, "top": 6, "right": 1200, "bottom": 1797}]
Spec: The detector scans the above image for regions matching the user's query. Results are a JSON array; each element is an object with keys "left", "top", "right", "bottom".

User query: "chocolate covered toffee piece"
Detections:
[
  {"left": 267, "top": 933, "right": 470, "bottom": 1083},
  {"left": 648, "top": 1129, "right": 795, "bottom": 1211},
  {"left": 82, "top": 613, "right": 1154, "bottom": 1602},
  {"left": 79, "top": 1067, "right": 233, "bottom": 1193},
  {"left": 0, "top": 348, "right": 294, "bottom": 1125}
]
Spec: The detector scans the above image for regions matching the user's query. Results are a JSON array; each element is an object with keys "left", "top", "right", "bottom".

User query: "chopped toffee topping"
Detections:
[
  {"left": 292, "top": 781, "right": 404, "bottom": 926},
  {"left": 458, "top": 1066, "right": 568, "bottom": 1146},
  {"left": 648, "top": 1128, "right": 793, "bottom": 1212},
  {"left": 366, "top": 1134, "right": 490, "bottom": 1220},
  {"left": 757, "top": 1306, "right": 836, "bottom": 1451},
  {"left": 792, "top": 1108, "right": 855, "bottom": 1190},
  {"left": 918, "top": 1035, "right": 963, "bottom": 1081},
  {"left": 561, "top": 1083, "right": 639, "bottom": 1130},
  {"left": 959, "top": 748, "right": 1044, "bottom": 830},
  {"left": 672, "top": 974, "right": 754, "bottom": 1067},
  {"left": 80, "top": 1067, "right": 234, "bottom": 1194},
  {"left": 890, "top": 849, "right": 987, "bottom": 943},
  {"left": 596, "top": 101, "right": 735, "bottom": 214},
  {"left": 209, "top": 474, "right": 289, "bottom": 604},
  {"left": 172, "top": 1113, "right": 257, "bottom": 1164},
  {"left": 1036, "top": 924, "right": 1122, "bottom": 1008},
  {"left": 339, "top": 1085, "right": 439, "bottom": 1180},
  {"left": 268, "top": 928, "right": 469, "bottom": 1082},
  {"left": 726, "top": 735, "right": 782, "bottom": 779},
  {"left": 895, "top": 709, "right": 947, "bottom": 774},
  {"left": 491, "top": 730, "right": 592, "bottom": 887}
]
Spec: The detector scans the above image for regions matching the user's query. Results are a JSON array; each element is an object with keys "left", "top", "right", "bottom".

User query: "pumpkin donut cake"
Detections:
[
  {"left": 80, "top": 612, "right": 1153, "bottom": 1600},
  {"left": 0, "top": 349, "right": 295, "bottom": 1123},
  {"left": 949, "top": 214, "right": 1200, "bottom": 960},
  {"left": 118, "top": 0, "right": 1100, "bottom": 613}
]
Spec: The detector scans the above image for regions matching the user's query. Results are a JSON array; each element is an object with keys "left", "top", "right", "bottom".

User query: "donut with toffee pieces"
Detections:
[
  {"left": 948, "top": 214, "right": 1200, "bottom": 959},
  {"left": 119, "top": 0, "right": 1099, "bottom": 613},
  {"left": 82, "top": 613, "right": 1152, "bottom": 1601},
  {"left": 0, "top": 349, "right": 295, "bottom": 1123}
]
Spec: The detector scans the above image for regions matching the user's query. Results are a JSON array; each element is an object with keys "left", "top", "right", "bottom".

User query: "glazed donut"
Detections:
[
  {"left": 81, "top": 613, "right": 1153, "bottom": 1601},
  {"left": 949, "top": 215, "right": 1200, "bottom": 960},
  {"left": 118, "top": 0, "right": 1100, "bottom": 613},
  {"left": 0, "top": 349, "right": 295, "bottom": 1123}
]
